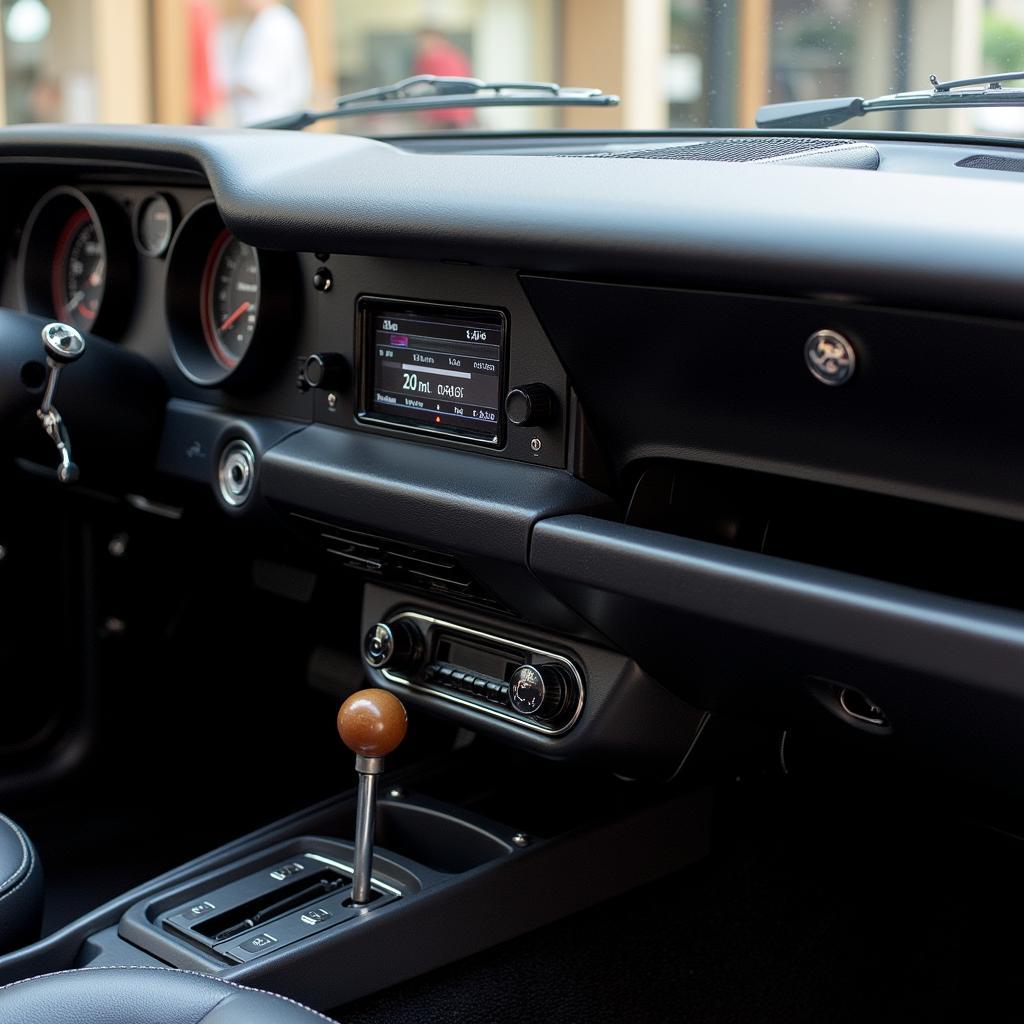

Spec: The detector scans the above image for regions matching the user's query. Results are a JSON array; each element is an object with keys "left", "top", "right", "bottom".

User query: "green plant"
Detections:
[{"left": 983, "top": 12, "right": 1024, "bottom": 73}]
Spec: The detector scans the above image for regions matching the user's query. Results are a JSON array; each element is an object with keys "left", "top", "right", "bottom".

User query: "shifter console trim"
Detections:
[
  {"left": 379, "top": 611, "right": 585, "bottom": 736},
  {"left": 304, "top": 852, "right": 402, "bottom": 894},
  {"left": 161, "top": 851, "right": 400, "bottom": 964}
]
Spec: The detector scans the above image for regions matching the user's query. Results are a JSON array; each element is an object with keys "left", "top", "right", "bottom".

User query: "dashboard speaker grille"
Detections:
[
  {"left": 955, "top": 153, "right": 1024, "bottom": 172},
  {"left": 585, "top": 136, "right": 879, "bottom": 169}
]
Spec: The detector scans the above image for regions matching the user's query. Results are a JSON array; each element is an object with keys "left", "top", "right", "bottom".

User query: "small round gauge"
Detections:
[
  {"left": 135, "top": 193, "right": 175, "bottom": 257},
  {"left": 200, "top": 230, "right": 261, "bottom": 369},
  {"left": 20, "top": 186, "right": 135, "bottom": 340},
  {"left": 51, "top": 208, "right": 105, "bottom": 331}
]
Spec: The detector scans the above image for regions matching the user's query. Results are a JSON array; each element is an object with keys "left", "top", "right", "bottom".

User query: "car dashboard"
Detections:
[
  {"left": 3, "top": 123, "right": 1024, "bottom": 781},
  {"left": 2, "top": 122, "right": 1024, "bottom": 1008}
]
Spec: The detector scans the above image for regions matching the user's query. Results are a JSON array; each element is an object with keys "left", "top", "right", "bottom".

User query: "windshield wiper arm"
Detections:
[
  {"left": 252, "top": 75, "right": 619, "bottom": 131},
  {"left": 756, "top": 71, "right": 1024, "bottom": 130}
]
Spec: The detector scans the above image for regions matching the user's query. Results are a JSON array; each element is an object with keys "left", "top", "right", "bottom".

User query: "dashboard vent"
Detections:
[
  {"left": 287, "top": 513, "right": 509, "bottom": 613},
  {"left": 586, "top": 136, "right": 879, "bottom": 169},
  {"left": 955, "top": 153, "right": 1024, "bottom": 173}
]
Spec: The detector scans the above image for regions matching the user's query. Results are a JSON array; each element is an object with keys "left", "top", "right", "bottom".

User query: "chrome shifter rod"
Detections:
[
  {"left": 36, "top": 322, "right": 85, "bottom": 483},
  {"left": 351, "top": 756, "right": 382, "bottom": 905}
]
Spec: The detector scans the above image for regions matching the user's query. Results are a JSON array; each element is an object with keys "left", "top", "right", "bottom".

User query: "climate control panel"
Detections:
[{"left": 361, "top": 610, "right": 584, "bottom": 735}]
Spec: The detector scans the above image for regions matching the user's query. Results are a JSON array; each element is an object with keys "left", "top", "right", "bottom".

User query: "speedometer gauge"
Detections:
[
  {"left": 201, "top": 231, "right": 260, "bottom": 368},
  {"left": 53, "top": 208, "right": 105, "bottom": 331},
  {"left": 165, "top": 200, "right": 296, "bottom": 388}
]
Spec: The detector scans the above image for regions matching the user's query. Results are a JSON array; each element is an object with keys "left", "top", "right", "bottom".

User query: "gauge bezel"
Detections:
[
  {"left": 133, "top": 192, "right": 177, "bottom": 258},
  {"left": 165, "top": 200, "right": 297, "bottom": 389},
  {"left": 18, "top": 185, "right": 136, "bottom": 339}
]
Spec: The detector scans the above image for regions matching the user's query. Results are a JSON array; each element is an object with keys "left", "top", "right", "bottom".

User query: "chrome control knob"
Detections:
[
  {"left": 217, "top": 440, "right": 255, "bottom": 507},
  {"left": 37, "top": 322, "right": 86, "bottom": 484},
  {"left": 363, "top": 620, "right": 423, "bottom": 674},
  {"left": 508, "top": 664, "right": 568, "bottom": 720},
  {"left": 41, "top": 322, "right": 86, "bottom": 365}
]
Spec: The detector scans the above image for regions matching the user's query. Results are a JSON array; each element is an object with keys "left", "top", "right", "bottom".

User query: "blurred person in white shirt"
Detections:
[{"left": 231, "top": 0, "right": 312, "bottom": 126}]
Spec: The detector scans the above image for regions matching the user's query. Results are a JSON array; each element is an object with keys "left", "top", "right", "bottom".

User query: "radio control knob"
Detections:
[
  {"left": 505, "top": 383, "right": 554, "bottom": 427},
  {"left": 508, "top": 664, "right": 568, "bottom": 720},
  {"left": 363, "top": 620, "right": 423, "bottom": 674},
  {"left": 299, "top": 352, "right": 348, "bottom": 391}
]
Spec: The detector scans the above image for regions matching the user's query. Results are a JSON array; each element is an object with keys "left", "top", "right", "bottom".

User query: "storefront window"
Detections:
[
  {"left": 326, "top": 0, "right": 560, "bottom": 133},
  {"left": 667, "top": 0, "right": 709, "bottom": 127},
  {"left": 2, "top": 0, "right": 97, "bottom": 124},
  {"left": 1, "top": 0, "right": 1024, "bottom": 138}
]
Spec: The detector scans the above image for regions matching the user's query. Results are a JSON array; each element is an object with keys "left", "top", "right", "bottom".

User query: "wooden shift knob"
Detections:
[{"left": 337, "top": 688, "right": 408, "bottom": 759}]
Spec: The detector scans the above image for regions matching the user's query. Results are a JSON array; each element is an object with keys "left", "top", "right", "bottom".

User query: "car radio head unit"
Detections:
[{"left": 357, "top": 298, "right": 507, "bottom": 446}]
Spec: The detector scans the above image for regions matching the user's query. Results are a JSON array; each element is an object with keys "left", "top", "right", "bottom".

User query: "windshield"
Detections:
[{"left": 2, "top": 0, "right": 1024, "bottom": 137}]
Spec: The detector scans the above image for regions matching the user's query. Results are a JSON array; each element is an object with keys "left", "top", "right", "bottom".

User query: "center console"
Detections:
[
  {"left": 106, "top": 781, "right": 710, "bottom": 1010},
  {"left": 353, "top": 585, "right": 705, "bottom": 772},
  {"left": 0, "top": 580, "right": 714, "bottom": 1012}
]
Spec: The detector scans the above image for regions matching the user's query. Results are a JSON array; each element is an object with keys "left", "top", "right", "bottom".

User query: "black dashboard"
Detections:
[{"left": 4, "top": 123, "right": 1024, "bottom": 788}]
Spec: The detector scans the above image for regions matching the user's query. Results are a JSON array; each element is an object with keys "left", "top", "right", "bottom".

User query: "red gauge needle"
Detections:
[
  {"left": 88, "top": 258, "right": 105, "bottom": 288},
  {"left": 219, "top": 301, "right": 251, "bottom": 332}
]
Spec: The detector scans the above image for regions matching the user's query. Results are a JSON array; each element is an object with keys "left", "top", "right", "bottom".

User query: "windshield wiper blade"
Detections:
[
  {"left": 253, "top": 75, "right": 619, "bottom": 131},
  {"left": 756, "top": 71, "right": 1024, "bottom": 130}
]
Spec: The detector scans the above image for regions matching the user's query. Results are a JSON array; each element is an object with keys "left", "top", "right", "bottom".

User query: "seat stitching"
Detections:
[
  {"left": 0, "top": 815, "right": 28, "bottom": 892},
  {"left": 0, "top": 814, "right": 33, "bottom": 901},
  {"left": 0, "top": 965, "right": 337, "bottom": 1022}
]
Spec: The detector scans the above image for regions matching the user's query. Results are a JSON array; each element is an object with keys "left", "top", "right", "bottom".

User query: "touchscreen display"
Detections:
[{"left": 363, "top": 304, "right": 506, "bottom": 444}]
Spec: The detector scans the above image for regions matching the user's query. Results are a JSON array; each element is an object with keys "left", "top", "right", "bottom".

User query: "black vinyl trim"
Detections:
[
  {"left": 530, "top": 514, "right": 1024, "bottom": 697},
  {"left": 3, "top": 125, "right": 1024, "bottom": 318}
]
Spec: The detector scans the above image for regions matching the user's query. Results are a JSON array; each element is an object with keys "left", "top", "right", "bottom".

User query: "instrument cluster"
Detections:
[{"left": 16, "top": 186, "right": 296, "bottom": 390}]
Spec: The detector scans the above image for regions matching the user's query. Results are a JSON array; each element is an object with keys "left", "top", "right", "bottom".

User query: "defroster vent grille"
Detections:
[
  {"left": 288, "top": 513, "right": 509, "bottom": 613},
  {"left": 584, "top": 136, "right": 879, "bottom": 169},
  {"left": 955, "top": 153, "right": 1024, "bottom": 173}
]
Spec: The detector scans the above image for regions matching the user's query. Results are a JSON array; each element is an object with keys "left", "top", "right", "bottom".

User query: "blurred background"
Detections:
[{"left": 1, "top": 0, "right": 1023, "bottom": 135}]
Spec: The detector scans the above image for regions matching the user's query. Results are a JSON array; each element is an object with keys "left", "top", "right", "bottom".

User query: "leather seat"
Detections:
[
  {"left": 0, "top": 966, "right": 332, "bottom": 1023},
  {"left": 0, "top": 813, "right": 42, "bottom": 954}
]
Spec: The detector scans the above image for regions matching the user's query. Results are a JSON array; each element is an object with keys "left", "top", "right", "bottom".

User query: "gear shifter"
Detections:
[
  {"left": 336, "top": 688, "right": 408, "bottom": 904},
  {"left": 36, "top": 322, "right": 85, "bottom": 483}
]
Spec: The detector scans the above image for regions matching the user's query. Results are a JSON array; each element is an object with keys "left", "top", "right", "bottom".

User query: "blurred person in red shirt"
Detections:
[
  {"left": 189, "top": 0, "right": 222, "bottom": 125},
  {"left": 412, "top": 29, "right": 474, "bottom": 130}
]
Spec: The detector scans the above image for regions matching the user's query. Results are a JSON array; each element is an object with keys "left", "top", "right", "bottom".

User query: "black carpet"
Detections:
[{"left": 337, "top": 775, "right": 1024, "bottom": 1023}]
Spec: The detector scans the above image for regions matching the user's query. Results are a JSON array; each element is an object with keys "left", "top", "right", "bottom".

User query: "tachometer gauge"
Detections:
[
  {"left": 53, "top": 208, "right": 105, "bottom": 331},
  {"left": 201, "top": 231, "right": 260, "bottom": 368},
  {"left": 19, "top": 186, "right": 135, "bottom": 340}
]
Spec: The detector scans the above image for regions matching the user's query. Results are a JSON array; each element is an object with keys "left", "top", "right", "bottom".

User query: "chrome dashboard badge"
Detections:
[{"left": 805, "top": 329, "right": 856, "bottom": 386}]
